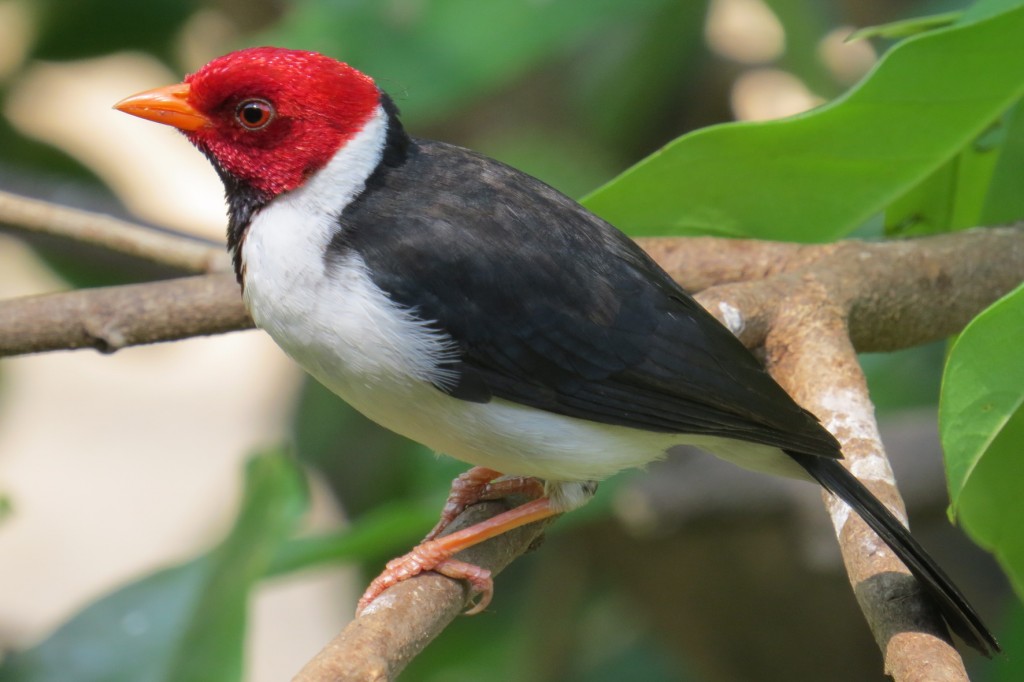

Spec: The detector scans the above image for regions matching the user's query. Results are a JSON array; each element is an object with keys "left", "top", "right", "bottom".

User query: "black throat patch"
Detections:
[{"left": 213, "top": 158, "right": 270, "bottom": 285}]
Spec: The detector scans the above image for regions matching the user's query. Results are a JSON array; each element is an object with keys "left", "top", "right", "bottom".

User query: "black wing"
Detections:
[{"left": 335, "top": 138, "right": 838, "bottom": 459}]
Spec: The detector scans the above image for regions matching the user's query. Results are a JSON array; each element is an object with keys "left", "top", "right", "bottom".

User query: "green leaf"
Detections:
[
  {"left": 942, "top": 284, "right": 1024, "bottom": 505},
  {"left": 847, "top": 12, "right": 962, "bottom": 42},
  {"left": 884, "top": 156, "right": 959, "bottom": 236},
  {"left": 165, "top": 450, "right": 308, "bottom": 682},
  {"left": 941, "top": 284, "right": 1024, "bottom": 595},
  {"left": 884, "top": 121, "right": 1004, "bottom": 236},
  {"left": 583, "top": 3, "right": 1024, "bottom": 240},
  {"left": 951, "top": 406, "right": 1024, "bottom": 597},
  {"left": 981, "top": 100, "right": 1024, "bottom": 224},
  {"left": 0, "top": 503, "right": 431, "bottom": 682}
]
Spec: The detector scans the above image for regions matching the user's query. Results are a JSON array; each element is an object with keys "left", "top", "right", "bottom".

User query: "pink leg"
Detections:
[
  {"left": 357, "top": 497, "right": 558, "bottom": 615},
  {"left": 425, "top": 466, "right": 546, "bottom": 541}
]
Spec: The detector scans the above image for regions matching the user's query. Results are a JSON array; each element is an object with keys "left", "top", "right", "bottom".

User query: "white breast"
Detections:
[
  {"left": 241, "top": 104, "right": 459, "bottom": 391},
  {"left": 239, "top": 105, "right": 801, "bottom": 510}
]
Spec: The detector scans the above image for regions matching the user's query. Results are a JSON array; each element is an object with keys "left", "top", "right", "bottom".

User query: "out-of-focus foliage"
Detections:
[
  {"left": 0, "top": 450, "right": 308, "bottom": 682},
  {"left": 0, "top": 559, "right": 209, "bottom": 682},
  {"left": 30, "top": 0, "right": 198, "bottom": 61},
  {"left": 259, "top": 0, "right": 690, "bottom": 126},
  {"left": 2, "top": 0, "right": 1022, "bottom": 680}
]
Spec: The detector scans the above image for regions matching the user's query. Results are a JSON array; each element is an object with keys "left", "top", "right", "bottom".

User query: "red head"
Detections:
[{"left": 115, "top": 47, "right": 381, "bottom": 198}]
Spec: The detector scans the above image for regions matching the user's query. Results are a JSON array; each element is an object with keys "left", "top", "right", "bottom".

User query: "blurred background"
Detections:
[{"left": 0, "top": 0, "right": 1014, "bottom": 680}]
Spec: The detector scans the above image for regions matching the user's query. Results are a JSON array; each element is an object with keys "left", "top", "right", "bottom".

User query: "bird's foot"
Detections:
[
  {"left": 425, "top": 466, "right": 546, "bottom": 541},
  {"left": 356, "top": 544, "right": 494, "bottom": 615},
  {"left": 356, "top": 497, "right": 558, "bottom": 616}
]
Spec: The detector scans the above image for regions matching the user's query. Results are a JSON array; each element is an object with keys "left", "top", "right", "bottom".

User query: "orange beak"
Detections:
[{"left": 113, "top": 82, "right": 209, "bottom": 131}]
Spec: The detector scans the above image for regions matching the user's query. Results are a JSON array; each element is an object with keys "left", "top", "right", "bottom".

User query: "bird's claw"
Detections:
[
  {"left": 434, "top": 558, "right": 494, "bottom": 614},
  {"left": 355, "top": 544, "right": 494, "bottom": 615},
  {"left": 357, "top": 494, "right": 555, "bottom": 616}
]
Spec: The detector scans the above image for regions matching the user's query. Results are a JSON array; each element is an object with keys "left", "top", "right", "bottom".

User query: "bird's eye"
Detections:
[{"left": 235, "top": 99, "right": 274, "bottom": 130}]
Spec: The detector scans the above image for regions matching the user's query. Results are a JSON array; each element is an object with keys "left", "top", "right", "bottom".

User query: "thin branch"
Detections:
[
  {"left": 0, "top": 273, "right": 252, "bottom": 355},
  {"left": 0, "top": 189, "right": 227, "bottom": 273},
  {"left": 291, "top": 500, "right": 554, "bottom": 682}
]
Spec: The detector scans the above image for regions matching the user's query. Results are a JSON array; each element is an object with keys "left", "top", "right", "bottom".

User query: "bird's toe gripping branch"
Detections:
[
  {"left": 425, "top": 466, "right": 547, "bottom": 541},
  {"left": 357, "top": 549, "right": 495, "bottom": 616},
  {"left": 356, "top": 496, "right": 559, "bottom": 615}
]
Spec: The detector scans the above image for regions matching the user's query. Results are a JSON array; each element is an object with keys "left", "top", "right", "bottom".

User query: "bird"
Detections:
[{"left": 115, "top": 46, "right": 997, "bottom": 655}]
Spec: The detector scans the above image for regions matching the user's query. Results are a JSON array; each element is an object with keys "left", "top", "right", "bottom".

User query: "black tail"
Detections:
[{"left": 787, "top": 451, "right": 999, "bottom": 657}]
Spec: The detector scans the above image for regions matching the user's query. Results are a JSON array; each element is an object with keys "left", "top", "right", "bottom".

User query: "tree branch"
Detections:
[
  {"left": 0, "top": 189, "right": 226, "bottom": 274},
  {"left": 0, "top": 273, "right": 252, "bottom": 355},
  {"left": 291, "top": 500, "right": 554, "bottom": 682},
  {"left": 760, "top": 288, "right": 969, "bottom": 680},
  {"left": 682, "top": 225, "right": 1024, "bottom": 351}
]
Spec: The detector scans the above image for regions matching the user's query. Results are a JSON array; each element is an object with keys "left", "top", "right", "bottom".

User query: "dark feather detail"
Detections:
[
  {"left": 209, "top": 156, "right": 270, "bottom": 283},
  {"left": 377, "top": 93, "right": 411, "bottom": 168},
  {"left": 789, "top": 451, "right": 1000, "bottom": 656}
]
